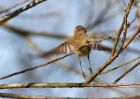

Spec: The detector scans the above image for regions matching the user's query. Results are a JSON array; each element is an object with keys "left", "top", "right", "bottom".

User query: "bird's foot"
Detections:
[
  {"left": 82, "top": 72, "right": 87, "bottom": 80},
  {"left": 88, "top": 67, "right": 93, "bottom": 75}
]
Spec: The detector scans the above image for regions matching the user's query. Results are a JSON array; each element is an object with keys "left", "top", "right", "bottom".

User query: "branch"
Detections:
[
  {"left": 113, "top": 60, "right": 140, "bottom": 84},
  {"left": 85, "top": 24, "right": 140, "bottom": 84},
  {"left": 85, "top": 0, "right": 137, "bottom": 84},
  {"left": 101, "top": 56, "right": 140, "bottom": 75},
  {"left": 0, "top": 82, "right": 140, "bottom": 89},
  {"left": 0, "top": 0, "right": 29, "bottom": 14},
  {"left": 0, "top": 54, "right": 71, "bottom": 80},
  {"left": 111, "top": 0, "right": 134, "bottom": 56},
  {"left": 0, "top": 0, "right": 46, "bottom": 25}
]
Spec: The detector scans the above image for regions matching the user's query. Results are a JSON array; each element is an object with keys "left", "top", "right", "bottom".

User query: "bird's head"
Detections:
[{"left": 74, "top": 25, "right": 87, "bottom": 38}]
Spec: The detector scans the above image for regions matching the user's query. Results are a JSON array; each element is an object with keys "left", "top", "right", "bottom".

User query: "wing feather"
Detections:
[
  {"left": 39, "top": 42, "right": 75, "bottom": 57},
  {"left": 91, "top": 41, "right": 112, "bottom": 51}
]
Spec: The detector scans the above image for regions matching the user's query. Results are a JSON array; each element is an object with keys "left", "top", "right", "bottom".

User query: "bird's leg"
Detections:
[
  {"left": 87, "top": 54, "right": 93, "bottom": 75},
  {"left": 78, "top": 57, "right": 87, "bottom": 79}
]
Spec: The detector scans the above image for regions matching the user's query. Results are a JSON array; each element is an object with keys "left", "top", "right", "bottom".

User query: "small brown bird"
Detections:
[{"left": 39, "top": 25, "right": 112, "bottom": 79}]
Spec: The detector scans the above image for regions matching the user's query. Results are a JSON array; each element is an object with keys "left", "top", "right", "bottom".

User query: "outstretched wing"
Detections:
[
  {"left": 91, "top": 41, "right": 112, "bottom": 52},
  {"left": 39, "top": 42, "right": 75, "bottom": 58}
]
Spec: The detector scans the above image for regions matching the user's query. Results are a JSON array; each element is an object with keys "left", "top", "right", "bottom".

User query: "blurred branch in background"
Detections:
[
  {"left": 86, "top": 1, "right": 112, "bottom": 30},
  {"left": 2, "top": 23, "right": 69, "bottom": 39},
  {"left": 0, "top": 92, "right": 140, "bottom": 99},
  {"left": 88, "top": 0, "right": 125, "bottom": 30}
]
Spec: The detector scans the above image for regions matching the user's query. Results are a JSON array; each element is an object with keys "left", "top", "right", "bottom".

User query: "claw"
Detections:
[
  {"left": 87, "top": 54, "right": 93, "bottom": 75},
  {"left": 88, "top": 67, "right": 93, "bottom": 75},
  {"left": 82, "top": 72, "right": 87, "bottom": 80}
]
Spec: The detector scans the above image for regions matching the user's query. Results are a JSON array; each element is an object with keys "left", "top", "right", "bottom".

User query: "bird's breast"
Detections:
[{"left": 77, "top": 46, "right": 91, "bottom": 56}]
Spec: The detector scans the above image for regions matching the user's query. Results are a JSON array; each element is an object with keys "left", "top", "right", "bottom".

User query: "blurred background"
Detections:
[{"left": 0, "top": 0, "right": 140, "bottom": 98}]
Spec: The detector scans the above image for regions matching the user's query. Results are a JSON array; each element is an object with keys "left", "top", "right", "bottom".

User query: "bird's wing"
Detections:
[
  {"left": 90, "top": 40, "right": 112, "bottom": 52},
  {"left": 39, "top": 42, "right": 75, "bottom": 58}
]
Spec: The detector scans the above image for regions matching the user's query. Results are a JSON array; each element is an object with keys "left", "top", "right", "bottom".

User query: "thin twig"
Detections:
[
  {"left": 111, "top": 0, "right": 134, "bottom": 56},
  {"left": 113, "top": 60, "right": 140, "bottom": 84},
  {"left": 0, "top": 54, "right": 71, "bottom": 80},
  {"left": 0, "top": 0, "right": 46, "bottom": 25},
  {"left": 101, "top": 56, "right": 140, "bottom": 75},
  {"left": 0, "top": 0, "right": 29, "bottom": 14}
]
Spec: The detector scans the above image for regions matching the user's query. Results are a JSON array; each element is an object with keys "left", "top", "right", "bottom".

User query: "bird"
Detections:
[{"left": 39, "top": 25, "right": 112, "bottom": 79}]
